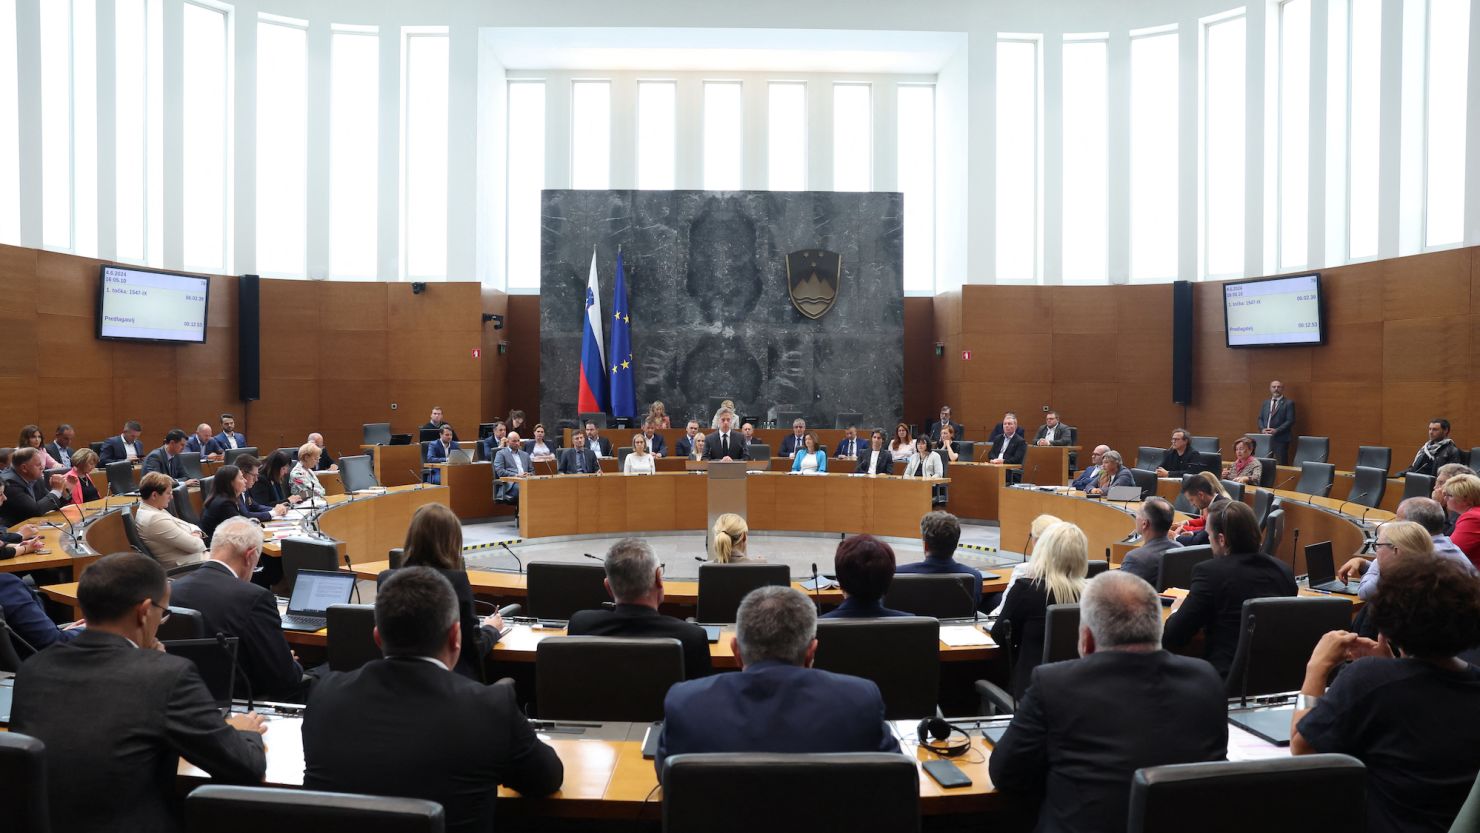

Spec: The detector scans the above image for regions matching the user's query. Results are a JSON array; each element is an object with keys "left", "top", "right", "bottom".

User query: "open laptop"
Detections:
[
  {"left": 1305, "top": 541, "right": 1360, "bottom": 595},
  {"left": 281, "top": 570, "right": 357, "bottom": 631}
]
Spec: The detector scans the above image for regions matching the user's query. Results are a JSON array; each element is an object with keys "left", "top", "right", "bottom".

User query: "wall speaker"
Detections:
[
  {"left": 239, "top": 274, "right": 260, "bottom": 402},
  {"left": 1172, "top": 280, "right": 1193, "bottom": 405}
]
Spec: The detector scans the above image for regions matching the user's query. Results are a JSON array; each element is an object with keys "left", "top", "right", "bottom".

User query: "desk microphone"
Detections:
[
  {"left": 408, "top": 469, "right": 426, "bottom": 490},
  {"left": 1272, "top": 472, "right": 1301, "bottom": 491},
  {"left": 1021, "top": 532, "right": 1032, "bottom": 559},
  {"left": 0, "top": 615, "right": 39, "bottom": 655},
  {"left": 1336, "top": 492, "right": 1368, "bottom": 518},
  {"left": 500, "top": 542, "right": 523, "bottom": 573},
  {"left": 950, "top": 573, "right": 980, "bottom": 624},
  {"left": 343, "top": 554, "right": 361, "bottom": 603},
  {"left": 809, "top": 563, "right": 823, "bottom": 612},
  {"left": 582, "top": 552, "right": 605, "bottom": 563},
  {"left": 1289, "top": 528, "right": 1301, "bottom": 573}
]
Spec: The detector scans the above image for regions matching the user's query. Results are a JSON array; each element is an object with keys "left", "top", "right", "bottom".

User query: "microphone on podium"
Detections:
[{"left": 809, "top": 563, "right": 823, "bottom": 612}]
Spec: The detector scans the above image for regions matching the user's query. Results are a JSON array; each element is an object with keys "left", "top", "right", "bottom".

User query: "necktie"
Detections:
[{"left": 722, "top": 434, "right": 728, "bottom": 455}]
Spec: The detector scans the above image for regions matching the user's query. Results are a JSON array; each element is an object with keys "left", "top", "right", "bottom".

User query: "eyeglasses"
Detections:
[
  {"left": 150, "top": 600, "right": 172, "bottom": 622},
  {"left": 1373, "top": 541, "right": 1396, "bottom": 552}
]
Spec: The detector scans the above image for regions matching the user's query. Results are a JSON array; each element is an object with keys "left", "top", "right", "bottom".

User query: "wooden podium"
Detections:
[{"left": 1021, "top": 445, "right": 1076, "bottom": 486}]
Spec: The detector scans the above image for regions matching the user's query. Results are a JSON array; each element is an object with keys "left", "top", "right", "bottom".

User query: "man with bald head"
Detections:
[
  {"left": 1070, "top": 445, "right": 1111, "bottom": 491},
  {"left": 186, "top": 423, "right": 220, "bottom": 459},
  {"left": 306, "top": 433, "right": 337, "bottom": 471},
  {"left": 1336, "top": 497, "right": 1479, "bottom": 600},
  {"left": 1257, "top": 380, "right": 1296, "bottom": 464}
]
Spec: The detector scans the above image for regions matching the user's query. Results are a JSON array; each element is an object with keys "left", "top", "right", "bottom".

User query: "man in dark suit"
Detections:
[
  {"left": 1070, "top": 445, "right": 1109, "bottom": 491},
  {"left": 307, "top": 432, "right": 337, "bottom": 470},
  {"left": 558, "top": 430, "right": 600, "bottom": 474},
  {"left": 493, "top": 433, "right": 533, "bottom": 502},
  {"left": 1256, "top": 380, "right": 1296, "bottom": 464},
  {"left": 656, "top": 585, "right": 899, "bottom": 780},
  {"left": 673, "top": 419, "right": 701, "bottom": 458},
  {"left": 212, "top": 413, "right": 248, "bottom": 452},
  {"left": 98, "top": 419, "right": 145, "bottom": 465},
  {"left": 1119, "top": 497, "right": 1182, "bottom": 586},
  {"left": 835, "top": 425, "right": 865, "bottom": 459},
  {"left": 1163, "top": 501, "right": 1298, "bottom": 676},
  {"left": 45, "top": 423, "right": 75, "bottom": 469},
  {"left": 584, "top": 421, "right": 613, "bottom": 458},
  {"left": 143, "top": 429, "right": 198, "bottom": 486},
  {"left": 926, "top": 406, "right": 965, "bottom": 442},
  {"left": 896, "top": 511, "right": 983, "bottom": 607},
  {"left": 987, "top": 413, "right": 1027, "bottom": 465},
  {"left": 705, "top": 412, "right": 747, "bottom": 461},
  {"left": 186, "top": 423, "right": 220, "bottom": 457},
  {"left": 11, "top": 552, "right": 267, "bottom": 832},
  {"left": 0, "top": 447, "right": 71, "bottom": 526},
  {"left": 855, "top": 430, "right": 894, "bottom": 474},
  {"left": 990, "top": 570, "right": 1228, "bottom": 831},
  {"left": 641, "top": 420, "right": 667, "bottom": 456},
  {"left": 168, "top": 516, "right": 309, "bottom": 702},
  {"left": 779, "top": 418, "right": 808, "bottom": 457},
  {"left": 303, "top": 568, "right": 563, "bottom": 832},
  {"left": 1172, "top": 476, "right": 1228, "bottom": 546},
  {"left": 1156, "top": 429, "right": 1202, "bottom": 477},
  {"left": 568, "top": 538, "right": 711, "bottom": 678},
  {"left": 1034, "top": 410, "right": 1072, "bottom": 446}
]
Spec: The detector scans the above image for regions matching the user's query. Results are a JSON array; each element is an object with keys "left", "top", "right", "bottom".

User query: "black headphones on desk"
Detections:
[{"left": 916, "top": 716, "right": 972, "bottom": 758}]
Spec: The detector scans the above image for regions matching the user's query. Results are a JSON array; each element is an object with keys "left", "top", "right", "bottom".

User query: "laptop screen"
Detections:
[
  {"left": 288, "top": 570, "right": 357, "bottom": 615},
  {"left": 1304, "top": 541, "right": 1336, "bottom": 584}
]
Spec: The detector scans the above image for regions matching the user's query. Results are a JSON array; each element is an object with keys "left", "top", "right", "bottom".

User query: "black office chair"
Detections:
[
  {"left": 326, "top": 604, "right": 380, "bottom": 672},
  {"left": 1250, "top": 489, "right": 1274, "bottom": 530},
  {"left": 1354, "top": 445, "right": 1391, "bottom": 476},
  {"left": 616, "top": 446, "right": 633, "bottom": 470},
  {"left": 882, "top": 574, "right": 977, "bottom": 619},
  {"left": 1401, "top": 472, "right": 1435, "bottom": 502},
  {"left": 773, "top": 409, "right": 803, "bottom": 429},
  {"left": 224, "top": 447, "right": 258, "bottom": 467},
  {"left": 1087, "top": 559, "right": 1109, "bottom": 577},
  {"left": 171, "top": 483, "right": 200, "bottom": 526},
  {"left": 1137, "top": 447, "right": 1165, "bottom": 472},
  {"left": 106, "top": 460, "right": 138, "bottom": 496},
  {"left": 1196, "top": 452, "right": 1223, "bottom": 474},
  {"left": 1470, "top": 447, "right": 1480, "bottom": 469},
  {"left": 0, "top": 732, "right": 49, "bottom": 833},
  {"left": 361, "top": 423, "right": 392, "bottom": 446},
  {"left": 1346, "top": 465, "right": 1387, "bottom": 509},
  {"left": 535, "top": 636, "right": 684, "bottom": 721},
  {"left": 1130, "top": 468, "right": 1157, "bottom": 498},
  {"left": 1260, "top": 509, "right": 1286, "bottom": 558},
  {"left": 1156, "top": 545, "right": 1213, "bottom": 592},
  {"left": 956, "top": 440, "right": 976, "bottom": 464},
  {"left": 976, "top": 603, "right": 1080, "bottom": 714},
  {"left": 1218, "top": 479, "right": 1245, "bottom": 502},
  {"left": 88, "top": 440, "right": 104, "bottom": 455},
  {"left": 1295, "top": 462, "right": 1336, "bottom": 498},
  {"left": 814, "top": 617, "right": 940, "bottom": 719},
  {"left": 156, "top": 606, "right": 206, "bottom": 640},
  {"left": 1225, "top": 596, "right": 1354, "bottom": 699},
  {"left": 1246, "top": 433, "right": 1272, "bottom": 458},
  {"left": 186, "top": 785, "right": 445, "bottom": 833},
  {"left": 747, "top": 442, "right": 771, "bottom": 460},
  {"left": 338, "top": 454, "right": 377, "bottom": 493},
  {"left": 524, "top": 561, "right": 610, "bottom": 621},
  {"left": 933, "top": 453, "right": 949, "bottom": 505},
  {"left": 178, "top": 451, "right": 204, "bottom": 481},
  {"left": 1127, "top": 755, "right": 1366, "bottom": 833},
  {"left": 695, "top": 563, "right": 791, "bottom": 623},
  {"left": 662, "top": 753, "right": 920, "bottom": 833},
  {"left": 1291, "top": 436, "right": 1330, "bottom": 466},
  {"left": 1190, "top": 436, "right": 1219, "bottom": 455},
  {"left": 163, "top": 636, "right": 240, "bottom": 704},
  {"left": 276, "top": 447, "right": 299, "bottom": 463},
  {"left": 1256, "top": 457, "right": 1278, "bottom": 488},
  {"left": 119, "top": 506, "right": 155, "bottom": 558},
  {"left": 387, "top": 547, "right": 405, "bottom": 569},
  {"left": 0, "top": 608, "right": 26, "bottom": 670},
  {"left": 280, "top": 538, "right": 342, "bottom": 595}
]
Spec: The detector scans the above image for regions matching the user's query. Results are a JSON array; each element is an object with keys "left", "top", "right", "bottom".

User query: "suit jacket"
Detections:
[
  {"left": 779, "top": 434, "right": 807, "bottom": 457},
  {"left": 705, "top": 430, "right": 747, "bottom": 460},
  {"left": 1162, "top": 552, "right": 1298, "bottom": 676},
  {"left": 988, "top": 432, "right": 1028, "bottom": 465},
  {"left": 903, "top": 450, "right": 943, "bottom": 478},
  {"left": 212, "top": 431, "right": 248, "bottom": 451},
  {"left": 1175, "top": 495, "right": 1229, "bottom": 547},
  {"left": 1070, "top": 465, "right": 1101, "bottom": 492},
  {"left": 250, "top": 476, "right": 289, "bottom": 506},
  {"left": 558, "top": 447, "right": 600, "bottom": 474},
  {"left": 426, "top": 439, "right": 461, "bottom": 464},
  {"left": 314, "top": 449, "right": 336, "bottom": 470},
  {"left": 44, "top": 442, "right": 73, "bottom": 468},
  {"left": 834, "top": 436, "right": 867, "bottom": 458},
  {"left": 643, "top": 433, "right": 667, "bottom": 456},
  {"left": 142, "top": 446, "right": 185, "bottom": 479},
  {"left": 1119, "top": 536, "right": 1182, "bottom": 586},
  {"left": 303, "top": 657, "right": 562, "bottom": 833},
  {"left": 1034, "top": 424, "right": 1072, "bottom": 446},
  {"left": 0, "top": 468, "right": 68, "bottom": 526},
  {"left": 99, "top": 434, "right": 145, "bottom": 466},
  {"left": 1089, "top": 468, "right": 1136, "bottom": 492},
  {"left": 199, "top": 495, "right": 248, "bottom": 540},
  {"left": 567, "top": 604, "right": 714, "bottom": 679},
  {"left": 0, "top": 572, "right": 79, "bottom": 653},
  {"left": 169, "top": 560, "right": 306, "bottom": 701},
  {"left": 521, "top": 438, "right": 559, "bottom": 457},
  {"left": 185, "top": 435, "right": 215, "bottom": 455},
  {"left": 586, "top": 436, "right": 614, "bottom": 458},
  {"left": 655, "top": 660, "right": 900, "bottom": 780},
  {"left": 134, "top": 503, "right": 207, "bottom": 567},
  {"left": 674, "top": 434, "right": 699, "bottom": 458},
  {"left": 927, "top": 420, "right": 965, "bottom": 441},
  {"left": 990, "top": 579, "right": 1072, "bottom": 699},
  {"left": 988, "top": 651, "right": 1228, "bottom": 833},
  {"left": 819, "top": 598, "right": 912, "bottom": 619},
  {"left": 11, "top": 629, "right": 266, "bottom": 832},
  {"left": 493, "top": 447, "right": 533, "bottom": 501},
  {"left": 1256, "top": 397, "right": 1296, "bottom": 440},
  {"left": 855, "top": 448, "right": 894, "bottom": 475},
  {"left": 376, "top": 569, "right": 499, "bottom": 682}
]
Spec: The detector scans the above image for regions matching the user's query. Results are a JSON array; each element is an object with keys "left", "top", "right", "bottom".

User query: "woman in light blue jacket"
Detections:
[{"left": 790, "top": 432, "right": 828, "bottom": 474}]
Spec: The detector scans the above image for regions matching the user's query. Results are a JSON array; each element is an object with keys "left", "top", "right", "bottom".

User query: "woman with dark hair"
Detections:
[
  {"left": 376, "top": 503, "right": 504, "bottom": 681},
  {"left": 506, "top": 410, "right": 527, "bottom": 435},
  {"left": 1292, "top": 556, "right": 1480, "bottom": 833},
  {"left": 253, "top": 450, "right": 297, "bottom": 507},
  {"left": 821, "top": 535, "right": 910, "bottom": 619},
  {"left": 199, "top": 465, "right": 251, "bottom": 541},
  {"left": 17, "top": 425, "right": 61, "bottom": 470}
]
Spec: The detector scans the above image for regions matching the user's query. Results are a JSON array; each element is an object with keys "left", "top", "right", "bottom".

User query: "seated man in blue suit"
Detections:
[
  {"left": 821, "top": 535, "right": 911, "bottom": 619},
  {"left": 141, "top": 429, "right": 198, "bottom": 486},
  {"left": 185, "top": 423, "right": 221, "bottom": 458},
  {"left": 656, "top": 585, "right": 900, "bottom": 780},
  {"left": 778, "top": 418, "right": 808, "bottom": 457},
  {"left": 493, "top": 432, "right": 533, "bottom": 503},
  {"left": 98, "top": 420, "right": 145, "bottom": 466},
  {"left": 673, "top": 420, "right": 701, "bottom": 458},
  {"left": 896, "top": 510, "right": 983, "bottom": 608},
  {"left": 423, "top": 425, "right": 460, "bottom": 485},
  {"left": 641, "top": 420, "right": 667, "bottom": 457},
  {"left": 213, "top": 413, "right": 248, "bottom": 453},
  {"left": 834, "top": 425, "right": 866, "bottom": 460},
  {"left": 1070, "top": 445, "right": 1109, "bottom": 491}
]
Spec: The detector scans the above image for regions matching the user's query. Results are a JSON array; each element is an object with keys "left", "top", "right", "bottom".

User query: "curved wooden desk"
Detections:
[
  {"left": 999, "top": 487, "right": 1150, "bottom": 562},
  {"left": 514, "top": 471, "right": 947, "bottom": 539},
  {"left": 314, "top": 484, "right": 449, "bottom": 566}
]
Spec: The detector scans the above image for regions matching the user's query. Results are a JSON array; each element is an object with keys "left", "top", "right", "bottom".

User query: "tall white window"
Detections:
[
  {"left": 256, "top": 16, "right": 307, "bottom": 277},
  {"left": 1348, "top": 0, "right": 1381, "bottom": 258},
  {"left": 115, "top": 0, "right": 164, "bottom": 265},
  {"left": 71, "top": 0, "right": 96, "bottom": 256},
  {"left": 832, "top": 83, "right": 871, "bottom": 191},
  {"left": 329, "top": 27, "right": 379, "bottom": 279},
  {"left": 1062, "top": 37, "right": 1108, "bottom": 282},
  {"left": 505, "top": 80, "right": 545, "bottom": 290},
  {"left": 0, "top": 0, "right": 15, "bottom": 245},
  {"left": 996, "top": 37, "right": 1040, "bottom": 282},
  {"left": 767, "top": 82, "right": 806, "bottom": 191},
  {"left": 181, "top": 1, "right": 229, "bottom": 272},
  {"left": 896, "top": 84, "right": 935, "bottom": 292},
  {"left": 636, "top": 81, "right": 675, "bottom": 190},
  {"left": 571, "top": 80, "right": 611, "bottom": 190},
  {"left": 1278, "top": 0, "right": 1311, "bottom": 268},
  {"left": 39, "top": 0, "right": 70, "bottom": 250},
  {"left": 1424, "top": 0, "right": 1470, "bottom": 246},
  {"left": 703, "top": 81, "right": 742, "bottom": 190},
  {"left": 1130, "top": 29, "right": 1179, "bottom": 281},
  {"left": 401, "top": 29, "right": 448, "bottom": 280},
  {"left": 1202, "top": 13, "right": 1246, "bottom": 278}
]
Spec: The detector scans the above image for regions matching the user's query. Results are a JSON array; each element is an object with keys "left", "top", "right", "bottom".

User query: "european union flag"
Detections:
[{"left": 609, "top": 251, "right": 637, "bottom": 420}]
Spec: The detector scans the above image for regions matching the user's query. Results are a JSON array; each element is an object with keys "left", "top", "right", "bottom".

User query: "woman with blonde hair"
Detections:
[
  {"left": 989, "top": 514, "right": 1065, "bottom": 617},
  {"left": 990, "top": 521, "right": 1089, "bottom": 699},
  {"left": 710, "top": 399, "right": 737, "bottom": 429},
  {"left": 646, "top": 401, "right": 672, "bottom": 429},
  {"left": 712, "top": 513, "right": 762, "bottom": 563},
  {"left": 623, "top": 433, "right": 656, "bottom": 474},
  {"left": 289, "top": 443, "right": 327, "bottom": 501}
]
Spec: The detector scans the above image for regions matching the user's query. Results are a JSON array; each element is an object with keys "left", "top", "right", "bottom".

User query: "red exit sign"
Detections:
[{"left": 961, "top": 350, "right": 972, "bottom": 360}]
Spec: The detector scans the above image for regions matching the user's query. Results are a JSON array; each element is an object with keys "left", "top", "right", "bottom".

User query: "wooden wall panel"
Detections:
[
  {"left": 480, "top": 288, "right": 511, "bottom": 425},
  {"left": 902, "top": 297, "right": 936, "bottom": 428},
  {"left": 505, "top": 295, "right": 542, "bottom": 418}
]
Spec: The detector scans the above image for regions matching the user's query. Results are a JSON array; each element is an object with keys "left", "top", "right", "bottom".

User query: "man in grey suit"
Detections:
[
  {"left": 1257, "top": 379, "right": 1296, "bottom": 464},
  {"left": 494, "top": 431, "right": 534, "bottom": 502},
  {"left": 11, "top": 552, "right": 267, "bottom": 833},
  {"left": 558, "top": 430, "right": 600, "bottom": 474},
  {"left": 1119, "top": 497, "right": 1182, "bottom": 587},
  {"left": 142, "top": 428, "right": 199, "bottom": 486}
]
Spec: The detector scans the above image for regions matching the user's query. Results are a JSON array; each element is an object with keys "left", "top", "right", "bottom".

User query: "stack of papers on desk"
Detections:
[{"left": 939, "top": 625, "right": 994, "bottom": 647}]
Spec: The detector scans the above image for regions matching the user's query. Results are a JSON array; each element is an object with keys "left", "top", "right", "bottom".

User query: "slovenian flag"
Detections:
[
  {"left": 609, "top": 250, "right": 636, "bottom": 419},
  {"left": 577, "top": 250, "right": 607, "bottom": 414}
]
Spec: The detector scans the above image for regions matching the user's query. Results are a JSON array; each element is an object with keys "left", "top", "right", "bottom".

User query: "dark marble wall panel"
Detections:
[{"left": 539, "top": 190, "right": 904, "bottom": 430}]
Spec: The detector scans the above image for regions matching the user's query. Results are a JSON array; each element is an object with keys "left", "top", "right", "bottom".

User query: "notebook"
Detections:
[{"left": 280, "top": 570, "right": 357, "bottom": 631}]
